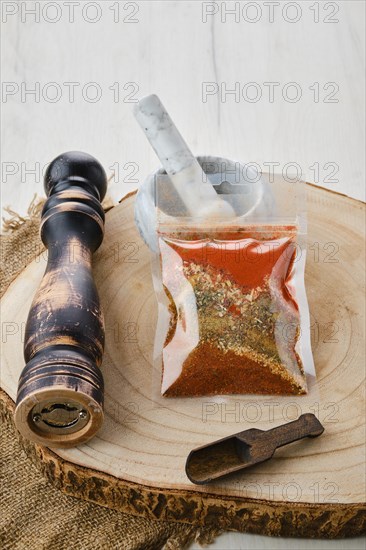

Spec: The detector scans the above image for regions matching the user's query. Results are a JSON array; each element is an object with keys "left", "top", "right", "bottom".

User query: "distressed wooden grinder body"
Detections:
[{"left": 14, "top": 151, "right": 107, "bottom": 447}]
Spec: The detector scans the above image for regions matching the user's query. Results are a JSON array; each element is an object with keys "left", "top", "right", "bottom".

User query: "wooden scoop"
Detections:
[{"left": 185, "top": 413, "right": 324, "bottom": 485}]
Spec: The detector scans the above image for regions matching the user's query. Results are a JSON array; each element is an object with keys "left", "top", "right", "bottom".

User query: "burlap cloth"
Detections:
[{"left": 0, "top": 198, "right": 221, "bottom": 550}]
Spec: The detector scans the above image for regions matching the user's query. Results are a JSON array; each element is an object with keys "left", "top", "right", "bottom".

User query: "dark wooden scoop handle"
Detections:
[
  {"left": 239, "top": 413, "right": 324, "bottom": 450},
  {"left": 14, "top": 151, "right": 107, "bottom": 448}
]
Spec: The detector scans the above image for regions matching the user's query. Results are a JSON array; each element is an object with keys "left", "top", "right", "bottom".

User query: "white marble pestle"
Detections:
[{"left": 133, "top": 94, "right": 235, "bottom": 218}]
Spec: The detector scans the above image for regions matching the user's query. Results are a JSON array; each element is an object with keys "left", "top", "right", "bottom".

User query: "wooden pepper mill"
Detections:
[{"left": 14, "top": 151, "right": 107, "bottom": 447}]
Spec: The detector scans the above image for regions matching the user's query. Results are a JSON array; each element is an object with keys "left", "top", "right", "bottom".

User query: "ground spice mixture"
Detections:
[{"left": 158, "top": 226, "right": 307, "bottom": 397}]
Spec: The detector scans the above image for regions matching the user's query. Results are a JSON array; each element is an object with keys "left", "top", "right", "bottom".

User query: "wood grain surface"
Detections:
[{"left": 1, "top": 186, "right": 365, "bottom": 538}]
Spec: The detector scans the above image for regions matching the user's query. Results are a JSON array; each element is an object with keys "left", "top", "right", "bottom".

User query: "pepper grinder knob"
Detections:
[{"left": 14, "top": 151, "right": 107, "bottom": 448}]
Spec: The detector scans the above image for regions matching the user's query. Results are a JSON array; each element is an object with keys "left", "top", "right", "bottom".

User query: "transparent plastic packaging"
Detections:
[{"left": 135, "top": 156, "right": 316, "bottom": 398}]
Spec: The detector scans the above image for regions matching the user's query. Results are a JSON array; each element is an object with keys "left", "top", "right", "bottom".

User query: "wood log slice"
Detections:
[{"left": 1, "top": 186, "right": 365, "bottom": 538}]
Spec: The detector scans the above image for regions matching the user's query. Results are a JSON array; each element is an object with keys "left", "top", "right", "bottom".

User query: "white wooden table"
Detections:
[{"left": 1, "top": 1, "right": 365, "bottom": 548}]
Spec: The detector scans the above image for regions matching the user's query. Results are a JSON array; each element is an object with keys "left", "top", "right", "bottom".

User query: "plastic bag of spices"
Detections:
[{"left": 135, "top": 156, "right": 315, "bottom": 398}]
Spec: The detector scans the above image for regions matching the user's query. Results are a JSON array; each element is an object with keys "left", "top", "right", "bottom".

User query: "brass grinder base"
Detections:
[{"left": 14, "top": 351, "right": 104, "bottom": 448}]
